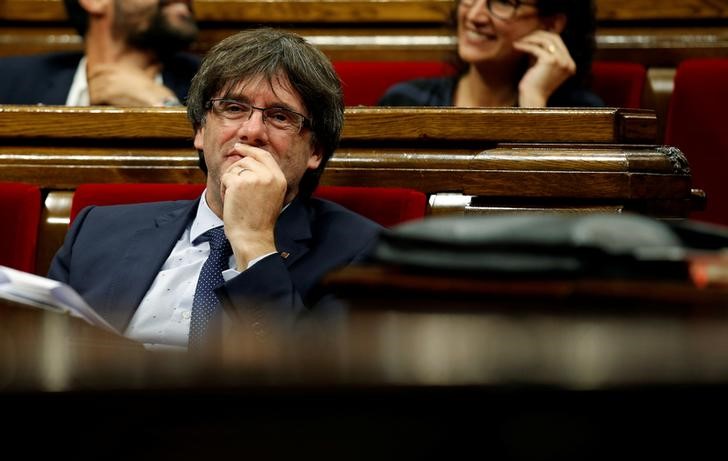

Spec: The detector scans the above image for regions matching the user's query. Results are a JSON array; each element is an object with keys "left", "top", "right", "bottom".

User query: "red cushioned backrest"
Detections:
[
  {"left": 665, "top": 58, "right": 728, "bottom": 227},
  {"left": 591, "top": 61, "right": 646, "bottom": 108},
  {"left": 0, "top": 182, "right": 41, "bottom": 273},
  {"left": 71, "top": 183, "right": 426, "bottom": 227},
  {"left": 335, "top": 60, "right": 645, "bottom": 108},
  {"left": 70, "top": 183, "right": 206, "bottom": 222},
  {"left": 314, "top": 185, "right": 427, "bottom": 227},
  {"left": 334, "top": 60, "right": 456, "bottom": 106}
]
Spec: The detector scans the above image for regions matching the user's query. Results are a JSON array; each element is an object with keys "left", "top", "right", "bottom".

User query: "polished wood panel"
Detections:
[
  {"left": 0, "top": 105, "right": 657, "bottom": 143},
  {"left": 3, "top": 0, "right": 727, "bottom": 23},
  {"left": 0, "top": 105, "right": 697, "bottom": 274}
]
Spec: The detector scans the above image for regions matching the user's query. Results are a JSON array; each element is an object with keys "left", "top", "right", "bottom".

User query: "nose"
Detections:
[{"left": 236, "top": 107, "right": 269, "bottom": 146}]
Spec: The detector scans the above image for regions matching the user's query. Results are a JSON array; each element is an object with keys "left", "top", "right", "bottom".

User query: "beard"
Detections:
[{"left": 119, "top": 1, "right": 199, "bottom": 56}]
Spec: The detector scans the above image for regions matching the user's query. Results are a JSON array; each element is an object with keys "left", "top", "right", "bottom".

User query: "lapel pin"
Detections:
[{"left": 280, "top": 251, "right": 290, "bottom": 259}]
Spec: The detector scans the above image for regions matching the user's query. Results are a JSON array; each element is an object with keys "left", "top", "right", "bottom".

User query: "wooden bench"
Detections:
[
  {"left": 3, "top": 0, "right": 725, "bottom": 64},
  {"left": 2, "top": 0, "right": 726, "bottom": 139},
  {"left": 0, "top": 105, "right": 697, "bottom": 274}
]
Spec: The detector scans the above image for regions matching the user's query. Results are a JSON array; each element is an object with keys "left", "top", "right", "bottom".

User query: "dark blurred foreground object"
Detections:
[
  {"left": 374, "top": 213, "right": 727, "bottom": 280},
  {"left": 4, "top": 215, "right": 728, "bottom": 460},
  {"left": 322, "top": 213, "right": 728, "bottom": 313}
]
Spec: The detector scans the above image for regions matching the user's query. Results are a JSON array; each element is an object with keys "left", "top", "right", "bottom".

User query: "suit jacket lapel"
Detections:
[
  {"left": 99, "top": 200, "right": 198, "bottom": 332},
  {"left": 274, "top": 197, "right": 313, "bottom": 268}
]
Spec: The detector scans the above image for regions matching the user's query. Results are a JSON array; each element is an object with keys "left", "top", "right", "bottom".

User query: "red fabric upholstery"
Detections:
[
  {"left": 0, "top": 182, "right": 41, "bottom": 273},
  {"left": 314, "top": 185, "right": 427, "bottom": 227},
  {"left": 334, "top": 60, "right": 645, "bottom": 108},
  {"left": 70, "top": 183, "right": 205, "bottom": 222},
  {"left": 665, "top": 58, "right": 728, "bottom": 227},
  {"left": 71, "top": 183, "right": 427, "bottom": 227},
  {"left": 590, "top": 61, "right": 646, "bottom": 108},
  {"left": 334, "top": 60, "right": 456, "bottom": 106}
]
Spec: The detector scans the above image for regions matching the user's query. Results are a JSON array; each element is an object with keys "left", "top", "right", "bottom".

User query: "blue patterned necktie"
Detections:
[{"left": 189, "top": 226, "right": 232, "bottom": 349}]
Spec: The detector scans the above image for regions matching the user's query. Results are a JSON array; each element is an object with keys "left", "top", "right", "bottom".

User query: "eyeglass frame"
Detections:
[
  {"left": 460, "top": 0, "right": 540, "bottom": 21},
  {"left": 205, "top": 97, "right": 312, "bottom": 134}
]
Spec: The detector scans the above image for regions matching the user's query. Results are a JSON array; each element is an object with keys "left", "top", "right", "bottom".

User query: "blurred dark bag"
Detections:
[{"left": 374, "top": 213, "right": 728, "bottom": 279}]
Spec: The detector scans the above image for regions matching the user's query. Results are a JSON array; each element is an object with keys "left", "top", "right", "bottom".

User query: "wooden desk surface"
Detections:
[
  {"left": 0, "top": 105, "right": 657, "bottom": 144},
  {"left": 0, "top": 105, "right": 697, "bottom": 274},
  {"left": 2, "top": 0, "right": 726, "bottom": 23},
  {"left": 3, "top": 271, "right": 728, "bottom": 392},
  {"left": 3, "top": 265, "right": 728, "bottom": 458}
]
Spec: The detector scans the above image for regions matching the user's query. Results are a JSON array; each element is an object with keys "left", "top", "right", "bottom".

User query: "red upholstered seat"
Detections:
[
  {"left": 334, "top": 60, "right": 645, "bottom": 108},
  {"left": 70, "top": 183, "right": 205, "bottom": 222},
  {"left": 665, "top": 58, "right": 728, "bottom": 227},
  {"left": 71, "top": 183, "right": 427, "bottom": 227},
  {"left": 334, "top": 60, "right": 456, "bottom": 106},
  {"left": 590, "top": 61, "right": 646, "bottom": 108},
  {"left": 313, "top": 185, "right": 427, "bottom": 227},
  {"left": 0, "top": 182, "right": 41, "bottom": 273}
]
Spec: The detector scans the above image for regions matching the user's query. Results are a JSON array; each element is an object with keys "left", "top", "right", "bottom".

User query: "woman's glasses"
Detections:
[{"left": 460, "top": 0, "right": 539, "bottom": 21}]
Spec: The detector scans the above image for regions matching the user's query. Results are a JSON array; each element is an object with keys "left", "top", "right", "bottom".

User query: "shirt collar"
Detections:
[
  {"left": 66, "top": 56, "right": 89, "bottom": 106},
  {"left": 190, "top": 190, "right": 224, "bottom": 244}
]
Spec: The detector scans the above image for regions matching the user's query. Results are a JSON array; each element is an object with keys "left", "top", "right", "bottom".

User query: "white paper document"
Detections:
[{"left": 0, "top": 265, "right": 119, "bottom": 335}]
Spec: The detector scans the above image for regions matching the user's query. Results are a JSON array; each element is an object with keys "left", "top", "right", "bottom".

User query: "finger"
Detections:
[
  {"left": 232, "top": 142, "right": 283, "bottom": 172},
  {"left": 516, "top": 31, "right": 568, "bottom": 55},
  {"left": 223, "top": 157, "right": 263, "bottom": 182},
  {"left": 512, "top": 41, "right": 553, "bottom": 60}
]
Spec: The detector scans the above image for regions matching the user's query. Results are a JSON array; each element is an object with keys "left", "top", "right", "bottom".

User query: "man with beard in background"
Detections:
[{"left": 0, "top": 0, "right": 200, "bottom": 106}]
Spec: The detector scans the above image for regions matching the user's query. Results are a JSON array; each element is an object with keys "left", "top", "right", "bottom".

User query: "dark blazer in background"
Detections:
[
  {"left": 47, "top": 196, "right": 382, "bottom": 334},
  {"left": 0, "top": 51, "right": 200, "bottom": 105}
]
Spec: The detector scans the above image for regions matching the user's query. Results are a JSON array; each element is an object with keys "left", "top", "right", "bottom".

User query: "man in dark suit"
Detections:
[
  {"left": 0, "top": 0, "right": 199, "bottom": 106},
  {"left": 48, "top": 28, "right": 382, "bottom": 349}
]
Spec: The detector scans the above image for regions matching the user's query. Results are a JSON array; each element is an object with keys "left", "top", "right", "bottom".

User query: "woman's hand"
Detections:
[{"left": 513, "top": 30, "right": 576, "bottom": 107}]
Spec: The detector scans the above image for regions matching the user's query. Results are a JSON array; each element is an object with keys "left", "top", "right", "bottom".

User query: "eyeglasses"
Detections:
[
  {"left": 206, "top": 98, "right": 311, "bottom": 133},
  {"left": 460, "top": 0, "right": 539, "bottom": 21}
]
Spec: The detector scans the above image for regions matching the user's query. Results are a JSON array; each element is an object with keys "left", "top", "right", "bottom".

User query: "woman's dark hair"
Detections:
[
  {"left": 538, "top": 0, "right": 597, "bottom": 90},
  {"left": 187, "top": 28, "right": 345, "bottom": 199},
  {"left": 451, "top": 0, "right": 597, "bottom": 91},
  {"left": 63, "top": 0, "right": 88, "bottom": 37}
]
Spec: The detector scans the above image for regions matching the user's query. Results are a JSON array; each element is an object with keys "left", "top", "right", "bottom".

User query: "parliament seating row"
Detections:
[
  {"left": 0, "top": 105, "right": 700, "bottom": 276},
  {"left": 70, "top": 183, "right": 428, "bottom": 227},
  {"left": 0, "top": 182, "right": 428, "bottom": 274},
  {"left": 1, "top": 0, "right": 726, "bottom": 130},
  {"left": 2, "top": 0, "right": 725, "bottom": 65},
  {"left": 335, "top": 60, "right": 647, "bottom": 109}
]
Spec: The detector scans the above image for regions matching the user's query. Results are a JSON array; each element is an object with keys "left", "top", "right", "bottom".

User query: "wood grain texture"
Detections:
[
  {"left": 0, "top": 105, "right": 693, "bottom": 273},
  {"left": 0, "top": 106, "right": 657, "bottom": 143},
  {"left": 2, "top": 0, "right": 727, "bottom": 22}
]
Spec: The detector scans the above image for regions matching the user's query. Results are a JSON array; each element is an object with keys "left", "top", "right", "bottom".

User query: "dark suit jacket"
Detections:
[
  {"left": 0, "top": 51, "right": 200, "bottom": 105},
  {"left": 47, "top": 196, "right": 382, "bottom": 335}
]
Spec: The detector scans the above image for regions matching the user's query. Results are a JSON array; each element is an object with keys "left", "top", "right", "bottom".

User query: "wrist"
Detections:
[
  {"left": 157, "top": 96, "right": 182, "bottom": 107},
  {"left": 231, "top": 238, "right": 277, "bottom": 270}
]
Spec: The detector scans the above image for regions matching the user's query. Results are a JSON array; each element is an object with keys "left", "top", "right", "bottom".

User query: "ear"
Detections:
[
  {"left": 78, "top": 0, "right": 111, "bottom": 15},
  {"left": 307, "top": 146, "right": 323, "bottom": 170},
  {"left": 193, "top": 127, "right": 205, "bottom": 150},
  {"left": 542, "top": 13, "right": 567, "bottom": 34}
]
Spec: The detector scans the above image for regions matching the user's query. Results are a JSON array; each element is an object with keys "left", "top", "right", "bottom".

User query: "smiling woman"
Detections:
[{"left": 379, "top": 0, "right": 602, "bottom": 108}]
